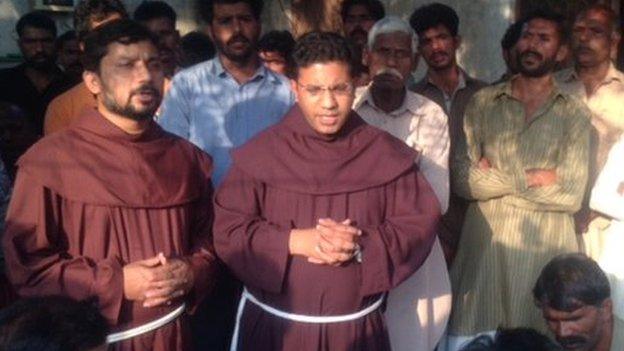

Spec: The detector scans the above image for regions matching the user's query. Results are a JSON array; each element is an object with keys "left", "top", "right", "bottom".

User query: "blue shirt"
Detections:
[{"left": 158, "top": 58, "right": 294, "bottom": 185}]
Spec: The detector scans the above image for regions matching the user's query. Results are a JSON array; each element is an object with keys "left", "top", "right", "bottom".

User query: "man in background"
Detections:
[
  {"left": 44, "top": 0, "right": 128, "bottom": 135},
  {"left": 258, "top": 30, "right": 295, "bottom": 75},
  {"left": 409, "top": 3, "right": 486, "bottom": 264}
]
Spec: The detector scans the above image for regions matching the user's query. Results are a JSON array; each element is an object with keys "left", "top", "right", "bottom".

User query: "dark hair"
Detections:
[
  {"left": 82, "top": 19, "right": 158, "bottom": 73},
  {"left": 0, "top": 296, "right": 109, "bottom": 351},
  {"left": 180, "top": 31, "right": 216, "bottom": 68},
  {"left": 577, "top": 4, "right": 620, "bottom": 33},
  {"left": 288, "top": 31, "right": 356, "bottom": 79},
  {"left": 340, "top": 0, "right": 385, "bottom": 22},
  {"left": 501, "top": 21, "right": 523, "bottom": 50},
  {"left": 533, "top": 253, "right": 611, "bottom": 312},
  {"left": 56, "top": 30, "right": 77, "bottom": 50},
  {"left": 409, "top": 3, "right": 459, "bottom": 37},
  {"left": 520, "top": 8, "right": 567, "bottom": 43},
  {"left": 198, "top": 0, "right": 263, "bottom": 24},
  {"left": 460, "top": 328, "right": 562, "bottom": 351},
  {"left": 74, "top": 0, "right": 128, "bottom": 42},
  {"left": 258, "top": 30, "right": 295, "bottom": 58},
  {"left": 16, "top": 11, "right": 57, "bottom": 38},
  {"left": 134, "top": 1, "right": 177, "bottom": 24}
]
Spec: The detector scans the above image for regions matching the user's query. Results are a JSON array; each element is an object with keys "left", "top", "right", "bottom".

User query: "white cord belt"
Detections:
[
  {"left": 230, "top": 288, "right": 384, "bottom": 351},
  {"left": 106, "top": 303, "right": 186, "bottom": 344}
]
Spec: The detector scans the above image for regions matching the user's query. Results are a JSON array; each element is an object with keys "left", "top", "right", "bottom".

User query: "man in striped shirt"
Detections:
[{"left": 444, "top": 10, "right": 591, "bottom": 350}]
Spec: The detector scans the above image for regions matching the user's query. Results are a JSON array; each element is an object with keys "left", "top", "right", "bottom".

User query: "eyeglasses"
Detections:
[{"left": 296, "top": 82, "right": 354, "bottom": 98}]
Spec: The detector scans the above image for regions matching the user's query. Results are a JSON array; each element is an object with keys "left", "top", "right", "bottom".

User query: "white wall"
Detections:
[{"left": 0, "top": 0, "right": 515, "bottom": 82}]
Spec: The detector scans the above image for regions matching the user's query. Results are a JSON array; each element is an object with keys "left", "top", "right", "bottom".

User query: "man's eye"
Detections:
[{"left": 307, "top": 87, "right": 322, "bottom": 95}]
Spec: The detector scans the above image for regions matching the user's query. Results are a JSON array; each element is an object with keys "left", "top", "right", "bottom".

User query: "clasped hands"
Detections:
[
  {"left": 123, "top": 253, "right": 194, "bottom": 308},
  {"left": 289, "top": 218, "right": 362, "bottom": 266},
  {"left": 478, "top": 157, "right": 557, "bottom": 187}
]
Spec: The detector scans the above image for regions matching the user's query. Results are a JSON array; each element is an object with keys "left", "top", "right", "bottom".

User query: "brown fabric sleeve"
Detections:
[
  {"left": 2, "top": 170, "right": 125, "bottom": 324},
  {"left": 358, "top": 169, "right": 441, "bottom": 296},
  {"left": 184, "top": 180, "right": 220, "bottom": 314},
  {"left": 213, "top": 166, "right": 290, "bottom": 294}
]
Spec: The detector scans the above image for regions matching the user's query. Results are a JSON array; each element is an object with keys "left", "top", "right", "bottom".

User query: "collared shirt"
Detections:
[
  {"left": 410, "top": 68, "right": 486, "bottom": 158},
  {"left": 354, "top": 86, "right": 450, "bottom": 212},
  {"left": 158, "top": 57, "right": 295, "bottom": 185},
  {"left": 555, "top": 63, "right": 624, "bottom": 174},
  {"left": 454, "top": 79, "right": 590, "bottom": 211}
]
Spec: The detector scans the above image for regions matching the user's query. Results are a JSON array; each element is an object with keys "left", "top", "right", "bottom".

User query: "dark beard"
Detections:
[
  {"left": 215, "top": 35, "right": 255, "bottom": 63},
  {"left": 518, "top": 51, "right": 557, "bottom": 78},
  {"left": 102, "top": 86, "right": 161, "bottom": 121}
]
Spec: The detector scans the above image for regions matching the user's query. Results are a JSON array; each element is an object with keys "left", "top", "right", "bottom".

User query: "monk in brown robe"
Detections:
[
  {"left": 2, "top": 20, "right": 218, "bottom": 351},
  {"left": 213, "top": 32, "right": 441, "bottom": 351}
]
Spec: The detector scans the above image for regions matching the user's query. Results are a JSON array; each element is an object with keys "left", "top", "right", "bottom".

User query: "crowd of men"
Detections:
[{"left": 0, "top": 0, "right": 622, "bottom": 350}]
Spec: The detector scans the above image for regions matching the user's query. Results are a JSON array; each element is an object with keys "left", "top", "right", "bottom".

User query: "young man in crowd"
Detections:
[
  {"left": 3, "top": 20, "right": 219, "bottom": 350},
  {"left": 409, "top": 3, "right": 487, "bottom": 264},
  {"left": 0, "top": 11, "right": 64, "bottom": 135},
  {"left": 44, "top": 0, "right": 128, "bottom": 135},
  {"left": 354, "top": 16, "right": 451, "bottom": 351},
  {"left": 213, "top": 31, "right": 440, "bottom": 351},
  {"left": 258, "top": 30, "right": 295, "bottom": 76},
  {"left": 445, "top": 10, "right": 590, "bottom": 350},
  {"left": 134, "top": 0, "right": 182, "bottom": 78}
]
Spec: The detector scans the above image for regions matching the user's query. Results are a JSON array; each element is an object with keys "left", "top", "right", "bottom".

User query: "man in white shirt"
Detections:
[
  {"left": 353, "top": 16, "right": 451, "bottom": 351},
  {"left": 590, "top": 134, "right": 624, "bottom": 351}
]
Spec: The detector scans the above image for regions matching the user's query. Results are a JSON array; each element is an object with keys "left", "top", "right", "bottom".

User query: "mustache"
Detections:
[
  {"left": 130, "top": 85, "right": 160, "bottom": 98},
  {"left": 349, "top": 27, "right": 368, "bottom": 38},
  {"left": 226, "top": 34, "right": 250, "bottom": 46},
  {"left": 373, "top": 67, "right": 404, "bottom": 80},
  {"left": 558, "top": 336, "right": 588, "bottom": 348},
  {"left": 520, "top": 50, "right": 543, "bottom": 61}
]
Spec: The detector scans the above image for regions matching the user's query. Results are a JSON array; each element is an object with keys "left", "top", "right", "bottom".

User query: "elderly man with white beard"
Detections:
[{"left": 353, "top": 16, "right": 451, "bottom": 351}]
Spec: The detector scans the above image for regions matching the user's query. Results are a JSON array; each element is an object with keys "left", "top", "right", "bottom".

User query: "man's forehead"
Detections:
[
  {"left": 347, "top": 5, "right": 371, "bottom": 17},
  {"left": 524, "top": 19, "right": 558, "bottom": 34},
  {"left": 21, "top": 26, "right": 55, "bottom": 38},
  {"left": 420, "top": 24, "right": 452, "bottom": 39},
  {"left": 105, "top": 40, "right": 158, "bottom": 58},
  {"left": 576, "top": 10, "right": 611, "bottom": 28},
  {"left": 544, "top": 304, "right": 594, "bottom": 319},
  {"left": 374, "top": 32, "right": 412, "bottom": 46},
  {"left": 213, "top": 3, "right": 254, "bottom": 18},
  {"left": 143, "top": 17, "right": 176, "bottom": 32}
]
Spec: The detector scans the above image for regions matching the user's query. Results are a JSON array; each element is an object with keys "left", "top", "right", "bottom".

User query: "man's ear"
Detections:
[
  {"left": 601, "top": 298, "right": 613, "bottom": 318},
  {"left": 83, "top": 70, "right": 102, "bottom": 96},
  {"left": 290, "top": 79, "right": 299, "bottom": 102},
  {"left": 454, "top": 35, "right": 462, "bottom": 49},
  {"left": 611, "top": 31, "right": 621, "bottom": 60}
]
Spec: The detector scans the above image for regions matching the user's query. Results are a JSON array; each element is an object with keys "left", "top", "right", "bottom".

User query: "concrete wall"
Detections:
[{"left": 0, "top": 0, "right": 515, "bottom": 82}]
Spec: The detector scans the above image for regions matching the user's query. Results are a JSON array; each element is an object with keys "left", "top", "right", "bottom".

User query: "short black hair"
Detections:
[
  {"left": 82, "top": 19, "right": 158, "bottom": 73},
  {"left": 533, "top": 253, "right": 611, "bottom": 312},
  {"left": 0, "top": 296, "right": 109, "bottom": 351},
  {"left": 74, "top": 0, "right": 128, "bottom": 42},
  {"left": 460, "top": 328, "right": 562, "bottom": 351},
  {"left": 56, "top": 30, "right": 77, "bottom": 49},
  {"left": 340, "top": 0, "right": 385, "bottom": 22},
  {"left": 198, "top": 0, "right": 264, "bottom": 24},
  {"left": 410, "top": 3, "right": 459, "bottom": 37},
  {"left": 180, "top": 31, "right": 216, "bottom": 68},
  {"left": 16, "top": 11, "right": 57, "bottom": 38},
  {"left": 288, "top": 31, "right": 356, "bottom": 79},
  {"left": 501, "top": 21, "right": 523, "bottom": 50},
  {"left": 520, "top": 8, "right": 567, "bottom": 44},
  {"left": 134, "top": 1, "right": 177, "bottom": 24},
  {"left": 258, "top": 30, "right": 295, "bottom": 58}
]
